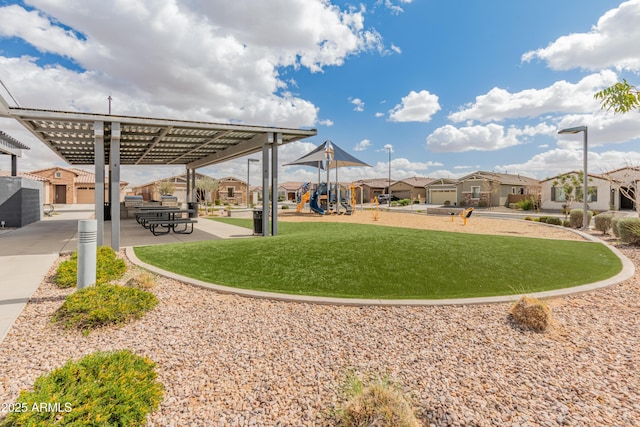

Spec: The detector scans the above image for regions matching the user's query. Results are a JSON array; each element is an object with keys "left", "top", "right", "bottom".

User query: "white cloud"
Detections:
[
  {"left": 494, "top": 148, "right": 640, "bottom": 180},
  {"left": 555, "top": 112, "right": 640, "bottom": 149},
  {"left": 354, "top": 139, "right": 371, "bottom": 151},
  {"left": 377, "top": 0, "right": 413, "bottom": 15},
  {"left": 350, "top": 97, "right": 365, "bottom": 112},
  {"left": 388, "top": 90, "right": 441, "bottom": 122},
  {"left": 426, "top": 123, "right": 554, "bottom": 153},
  {"left": 449, "top": 71, "right": 619, "bottom": 123},
  {"left": 0, "top": 0, "right": 386, "bottom": 128},
  {"left": 375, "top": 112, "right": 385, "bottom": 118},
  {"left": 522, "top": 0, "right": 640, "bottom": 71},
  {"left": 318, "top": 119, "right": 334, "bottom": 126}
]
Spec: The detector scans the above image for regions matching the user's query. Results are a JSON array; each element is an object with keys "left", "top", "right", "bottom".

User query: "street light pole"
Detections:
[
  {"left": 558, "top": 126, "right": 588, "bottom": 229},
  {"left": 386, "top": 145, "right": 392, "bottom": 206},
  {"left": 247, "top": 158, "right": 258, "bottom": 207}
]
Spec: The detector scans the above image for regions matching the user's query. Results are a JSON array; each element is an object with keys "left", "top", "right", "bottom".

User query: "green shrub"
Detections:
[
  {"left": 337, "top": 374, "right": 421, "bottom": 427},
  {"left": 281, "top": 204, "right": 290, "bottom": 210},
  {"left": 563, "top": 220, "right": 571, "bottom": 227},
  {"left": 545, "top": 217, "right": 562, "bottom": 226},
  {"left": 612, "top": 217, "right": 621, "bottom": 238},
  {"left": 55, "top": 246, "right": 126, "bottom": 288},
  {"left": 569, "top": 209, "right": 593, "bottom": 228},
  {"left": 537, "top": 216, "right": 562, "bottom": 226},
  {"left": 517, "top": 198, "right": 534, "bottom": 211},
  {"left": 443, "top": 200, "right": 450, "bottom": 206},
  {"left": 478, "top": 200, "right": 488, "bottom": 207},
  {"left": 524, "top": 216, "right": 533, "bottom": 221},
  {"left": 616, "top": 217, "right": 640, "bottom": 245},
  {"left": 53, "top": 284, "right": 158, "bottom": 334},
  {"left": 398, "top": 198, "right": 411, "bottom": 206},
  {"left": 55, "top": 258, "right": 78, "bottom": 288},
  {"left": 594, "top": 214, "right": 613, "bottom": 235},
  {"left": 1, "top": 350, "right": 163, "bottom": 427}
]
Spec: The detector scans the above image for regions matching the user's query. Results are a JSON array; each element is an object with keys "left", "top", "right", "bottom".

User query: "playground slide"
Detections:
[
  {"left": 296, "top": 191, "right": 310, "bottom": 212},
  {"left": 309, "top": 192, "right": 325, "bottom": 215}
]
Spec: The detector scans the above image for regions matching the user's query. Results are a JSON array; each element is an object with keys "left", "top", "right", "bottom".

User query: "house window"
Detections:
[
  {"left": 577, "top": 186, "right": 598, "bottom": 202},
  {"left": 511, "top": 187, "right": 517, "bottom": 194},
  {"left": 54, "top": 172, "right": 61, "bottom": 179},
  {"left": 471, "top": 186, "right": 480, "bottom": 199},
  {"left": 227, "top": 187, "right": 234, "bottom": 197},
  {"left": 551, "top": 187, "right": 566, "bottom": 202}
]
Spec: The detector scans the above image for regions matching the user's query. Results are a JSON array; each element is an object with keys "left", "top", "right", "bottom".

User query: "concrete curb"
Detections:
[{"left": 125, "top": 231, "right": 635, "bottom": 306}]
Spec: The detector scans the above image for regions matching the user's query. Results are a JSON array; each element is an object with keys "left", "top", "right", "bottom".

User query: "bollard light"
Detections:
[{"left": 77, "top": 220, "right": 97, "bottom": 289}]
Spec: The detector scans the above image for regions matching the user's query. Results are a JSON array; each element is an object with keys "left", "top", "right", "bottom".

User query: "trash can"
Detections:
[
  {"left": 188, "top": 202, "right": 199, "bottom": 218},
  {"left": 104, "top": 202, "right": 111, "bottom": 221},
  {"left": 253, "top": 210, "right": 263, "bottom": 235}
]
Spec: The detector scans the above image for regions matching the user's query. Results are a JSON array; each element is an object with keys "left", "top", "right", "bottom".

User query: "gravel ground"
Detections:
[{"left": 0, "top": 221, "right": 638, "bottom": 426}]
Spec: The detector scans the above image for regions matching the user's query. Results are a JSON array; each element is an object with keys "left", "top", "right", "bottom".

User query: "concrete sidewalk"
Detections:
[{"left": 0, "top": 206, "right": 253, "bottom": 343}]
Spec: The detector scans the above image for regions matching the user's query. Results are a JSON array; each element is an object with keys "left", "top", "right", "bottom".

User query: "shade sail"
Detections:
[{"left": 284, "top": 140, "right": 370, "bottom": 169}]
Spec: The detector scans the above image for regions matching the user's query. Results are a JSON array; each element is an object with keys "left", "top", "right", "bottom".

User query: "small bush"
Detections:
[
  {"left": 443, "top": 200, "right": 450, "bottom": 206},
  {"left": 569, "top": 209, "right": 593, "bottom": 228},
  {"left": 337, "top": 375, "right": 421, "bottom": 427},
  {"left": 53, "top": 284, "right": 158, "bottom": 334},
  {"left": 398, "top": 198, "right": 411, "bottom": 206},
  {"left": 616, "top": 217, "right": 640, "bottom": 245},
  {"left": 55, "top": 246, "right": 126, "bottom": 288},
  {"left": 126, "top": 270, "right": 157, "bottom": 289},
  {"left": 517, "top": 198, "right": 534, "bottom": 211},
  {"left": 612, "top": 217, "right": 621, "bottom": 238},
  {"left": 563, "top": 220, "right": 571, "bottom": 227},
  {"left": 510, "top": 296, "right": 553, "bottom": 332},
  {"left": 524, "top": 216, "right": 533, "bottom": 221},
  {"left": 594, "top": 214, "right": 613, "bottom": 235},
  {"left": 537, "top": 216, "right": 562, "bottom": 226},
  {"left": 478, "top": 200, "right": 488, "bottom": 207},
  {"left": 1, "top": 350, "right": 163, "bottom": 427},
  {"left": 281, "top": 204, "right": 290, "bottom": 210}
]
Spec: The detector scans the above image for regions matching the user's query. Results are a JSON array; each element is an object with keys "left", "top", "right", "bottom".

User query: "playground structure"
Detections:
[{"left": 296, "top": 182, "right": 355, "bottom": 215}]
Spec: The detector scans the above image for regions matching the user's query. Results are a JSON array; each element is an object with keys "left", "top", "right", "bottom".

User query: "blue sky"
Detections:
[{"left": 0, "top": 0, "right": 639, "bottom": 187}]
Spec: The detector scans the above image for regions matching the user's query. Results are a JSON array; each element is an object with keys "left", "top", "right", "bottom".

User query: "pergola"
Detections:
[
  {"left": 0, "top": 95, "right": 316, "bottom": 249},
  {"left": 0, "top": 130, "right": 29, "bottom": 175}
]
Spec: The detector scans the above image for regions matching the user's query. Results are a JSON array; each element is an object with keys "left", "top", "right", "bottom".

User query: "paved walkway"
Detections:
[{"left": 0, "top": 205, "right": 252, "bottom": 343}]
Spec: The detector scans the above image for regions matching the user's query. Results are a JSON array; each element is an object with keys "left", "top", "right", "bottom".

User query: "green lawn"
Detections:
[{"left": 133, "top": 219, "right": 622, "bottom": 299}]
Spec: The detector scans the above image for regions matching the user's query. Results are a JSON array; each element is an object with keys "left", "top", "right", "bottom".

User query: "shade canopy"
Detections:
[{"left": 284, "top": 140, "right": 370, "bottom": 169}]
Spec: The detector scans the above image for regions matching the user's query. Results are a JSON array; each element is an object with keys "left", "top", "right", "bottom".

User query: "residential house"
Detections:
[
  {"left": 132, "top": 173, "right": 247, "bottom": 205},
  {"left": 28, "top": 167, "right": 127, "bottom": 204},
  {"left": 132, "top": 172, "right": 211, "bottom": 203},
  {"left": 602, "top": 166, "right": 640, "bottom": 210},
  {"left": 456, "top": 171, "right": 540, "bottom": 207},
  {"left": 278, "top": 181, "right": 304, "bottom": 201},
  {"left": 217, "top": 176, "right": 246, "bottom": 205},
  {"left": 389, "top": 177, "right": 434, "bottom": 202},
  {"left": 424, "top": 178, "right": 458, "bottom": 205},
  {"left": 540, "top": 171, "right": 613, "bottom": 212},
  {"left": 354, "top": 178, "right": 391, "bottom": 203}
]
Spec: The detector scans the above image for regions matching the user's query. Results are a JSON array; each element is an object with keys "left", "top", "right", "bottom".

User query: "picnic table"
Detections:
[{"left": 135, "top": 208, "right": 197, "bottom": 235}]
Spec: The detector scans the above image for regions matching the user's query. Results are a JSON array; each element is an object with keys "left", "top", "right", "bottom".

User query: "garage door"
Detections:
[
  {"left": 430, "top": 190, "right": 456, "bottom": 205},
  {"left": 77, "top": 187, "right": 95, "bottom": 204}
]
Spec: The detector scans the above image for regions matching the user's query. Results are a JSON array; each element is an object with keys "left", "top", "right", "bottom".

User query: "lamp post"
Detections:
[
  {"left": 385, "top": 144, "right": 392, "bottom": 206},
  {"left": 558, "top": 126, "right": 588, "bottom": 229},
  {"left": 247, "top": 158, "right": 259, "bottom": 207}
]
